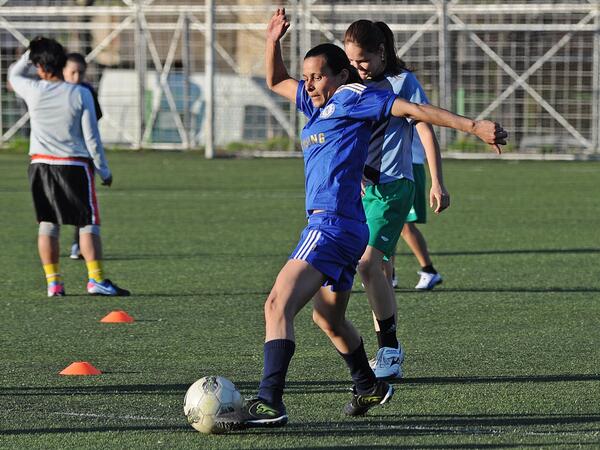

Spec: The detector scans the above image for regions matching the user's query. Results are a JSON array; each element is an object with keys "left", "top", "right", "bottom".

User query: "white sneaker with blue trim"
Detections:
[
  {"left": 415, "top": 271, "right": 442, "bottom": 290},
  {"left": 370, "top": 346, "right": 405, "bottom": 380}
]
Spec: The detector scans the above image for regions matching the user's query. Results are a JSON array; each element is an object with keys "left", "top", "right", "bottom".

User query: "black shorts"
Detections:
[{"left": 28, "top": 155, "right": 101, "bottom": 226}]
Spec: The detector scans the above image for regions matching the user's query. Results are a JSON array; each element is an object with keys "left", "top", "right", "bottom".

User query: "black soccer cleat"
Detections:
[
  {"left": 344, "top": 380, "right": 394, "bottom": 416},
  {"left": 214, "top": 397, "right": 288, "bottom": 431}
]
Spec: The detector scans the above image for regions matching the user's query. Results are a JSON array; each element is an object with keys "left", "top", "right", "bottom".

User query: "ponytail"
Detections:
[{"left": 373, "top": 21, "right": 409, "bottom": 74}]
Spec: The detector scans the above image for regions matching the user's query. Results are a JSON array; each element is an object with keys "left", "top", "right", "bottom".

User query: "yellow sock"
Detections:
[
  {"left": 43, "top": 263, "right": 61, "bottom": 285},
  {"left": 86, "top": 260, "right": 104, "bottom": 282}
]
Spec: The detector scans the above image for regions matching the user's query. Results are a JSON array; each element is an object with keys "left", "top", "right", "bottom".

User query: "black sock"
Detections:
[
  {"left": 257, "top": 339, "right": 295, "bottom": 407},
  {"left": 422, "top": 264, "right": 437, "bottom": 274},
  {"left": 338, "top": 339, "right": 377, "bottom": 394},
  {"left": 376, "top": 315, "right": 398, "bottom": 349}
]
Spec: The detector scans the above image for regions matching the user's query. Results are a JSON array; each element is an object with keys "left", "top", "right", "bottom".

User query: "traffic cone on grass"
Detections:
[
  {"left": 59, "top": 361, "right": 102, "bottom": 376},
  {"left": 100, "top": 310, "right": 134, "bottom": 323}
]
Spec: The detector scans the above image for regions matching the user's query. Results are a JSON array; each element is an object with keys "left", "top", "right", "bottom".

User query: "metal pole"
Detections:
[
  {"left": 205, "top": 0, "right": 215, "bottom": 159},
  {"left": 300, "top": 0, "right": 310, "bottom": 63},
  {"left": 134, "top": 1, "right": 146, "bottom": 149},
  {"left": 182, "top": 12, "right": 192, "bottom": 149},
  {"left": 593, "top": 4, "right": 600, "bottom": 154},
  {"left": 438, "top": 0, "right": 450, "bottom": 150},
  {"left": 288, "top": 0, "right": 299, "bottom": 151},
  {"left": 0, "top": 46, "right": 3, "bottom": 147}
]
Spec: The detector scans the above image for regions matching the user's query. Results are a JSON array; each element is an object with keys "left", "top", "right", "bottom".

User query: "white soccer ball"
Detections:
[{"left": 183, "top": 376, "right": 243, "bottom": 434}]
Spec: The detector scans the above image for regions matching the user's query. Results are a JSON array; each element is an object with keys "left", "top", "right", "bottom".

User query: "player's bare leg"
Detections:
[
  {"left": 264, "top": 259, "right": 326, "bottom": 341},
  {"left": 402, "top": 223, "right": 442, "bottom": 290},
  {"left": 38, "top": 234, "right": 59, "bottom": 265},
  {"left": 358, "top": 246, "right": 396, "bottom": 320},
  {"left": 358, "top": 246, "right": 404, "bottom": 379},
  {"left": 312, "top": 287, "right": 360, "bottom": 353},
  {"left": 216, "top": 259, "right": 326, "bottom": 430},
  {"left": 80, "top": 229, "right": 130, "bottom": 296},
  {"left": 313, "top": 287, "right": 393, "bottom": 416}
]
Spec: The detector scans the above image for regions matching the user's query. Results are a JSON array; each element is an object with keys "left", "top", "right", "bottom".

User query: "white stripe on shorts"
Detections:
[{"left": 293, "top": 230, "right": 322, "bottom": 261}]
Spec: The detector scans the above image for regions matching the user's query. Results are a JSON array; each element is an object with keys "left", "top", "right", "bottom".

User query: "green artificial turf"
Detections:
[{"left": 0, "top": 153, "right": 599, "bottom": 449}]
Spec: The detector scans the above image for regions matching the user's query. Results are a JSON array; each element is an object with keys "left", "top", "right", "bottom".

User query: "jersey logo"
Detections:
[{"left": 320, "top": 103, "right": 336, "bottom": 118}]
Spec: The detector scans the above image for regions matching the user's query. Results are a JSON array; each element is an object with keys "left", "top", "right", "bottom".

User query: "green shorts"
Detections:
[
  {"left": 362, "top": 178, "right": 415, "bottom": 258},
  {"left": 406, "top": 163, "right": 427, "bottom": 224}
]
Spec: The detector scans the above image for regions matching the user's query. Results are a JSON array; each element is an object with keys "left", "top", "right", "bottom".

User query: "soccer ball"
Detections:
[{"left": 183, "top": 376, "right": 243, "bottom": 434}]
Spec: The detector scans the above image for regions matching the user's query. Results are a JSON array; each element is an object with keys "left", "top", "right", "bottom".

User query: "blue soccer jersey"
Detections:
[
  {"left": 364, "top": 71, "right": 429, "bottom": 185},
  {"left": 296, "top": 81, "right": 397, "bottom": 221}
]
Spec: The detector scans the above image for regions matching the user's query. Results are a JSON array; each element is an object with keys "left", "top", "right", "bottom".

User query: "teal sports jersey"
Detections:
[
  {"left": 296, "top": 81, "right": 397, "bottom": 221},
  {"left": 364, "top": 71, "right": 429, "bottom": 185}
]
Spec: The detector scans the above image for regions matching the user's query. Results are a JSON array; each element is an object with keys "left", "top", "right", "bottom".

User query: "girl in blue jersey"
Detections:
[
  {"left": 344, "top": 20, "right": 456, "bottom": 380},
  {"left": 215, "top": 9, "right": 506, "bottom": 431}
]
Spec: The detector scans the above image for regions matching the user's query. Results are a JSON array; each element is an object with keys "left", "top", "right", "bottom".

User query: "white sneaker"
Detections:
[
  {"left": 70, "top": 242, "right": 81, "bottom": 260},
  {"left": 370, "top": 346, "right": 405, "bottom": 380},
  {"left": 415, "top": 271, "right": 442, "bottom": 290},
  {"left": 391, "top": 275, "right": 398, "bottom": 289}
]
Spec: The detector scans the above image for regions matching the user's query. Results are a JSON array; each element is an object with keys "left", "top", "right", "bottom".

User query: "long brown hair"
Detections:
[{"left": 344, "top": 20, "right": 410, "bottom": 75}]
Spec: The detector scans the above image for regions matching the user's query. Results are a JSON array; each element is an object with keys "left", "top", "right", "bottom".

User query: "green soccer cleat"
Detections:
[
  {"left": 344, "top": 380, "right": 394, "bottom": 416},
  {"left": 214, "top": 397, "right": 288, "bottom": 431}
]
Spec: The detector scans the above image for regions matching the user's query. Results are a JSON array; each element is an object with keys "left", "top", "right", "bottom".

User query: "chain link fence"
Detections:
[{"left": 1, "top": 0, "right": 599, "bottom": 157}]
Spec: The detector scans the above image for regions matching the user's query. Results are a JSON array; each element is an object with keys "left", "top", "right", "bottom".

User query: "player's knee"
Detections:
[
  {"left": 79, "top": 224, "right": 100, "bottom": 236},
  {"left": 313, "top": 309, "right": 343, "bottom": 338},
  {"left": 312, "top": 309, "right": 326, "bottom": 329},
  {"left": 357, "top": 257, "right": 377, "bottom": 280},
  {"left": 39, "top": 221, "right": 60, "bottom": 238},
  {"left": 264, "top": 291, "right": 287, "bottom": 323}
]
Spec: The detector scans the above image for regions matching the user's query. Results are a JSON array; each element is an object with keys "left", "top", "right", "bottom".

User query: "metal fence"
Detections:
[{"left": 1, "top": 0, "right": 599, "bottom": 157}]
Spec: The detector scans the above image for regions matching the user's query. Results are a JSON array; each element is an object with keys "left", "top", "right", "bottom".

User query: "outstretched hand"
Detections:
[
  {"left": 266, "top": 8, "right": 290, "bottom": 42},
  {"left": 472, "top": 120, "right": 508, "bottom": 154}
]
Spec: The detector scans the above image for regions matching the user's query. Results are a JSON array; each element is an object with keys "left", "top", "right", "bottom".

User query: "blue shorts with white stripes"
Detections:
[{"left": 290, "top": 212, "right": 369, "bottom": 292}]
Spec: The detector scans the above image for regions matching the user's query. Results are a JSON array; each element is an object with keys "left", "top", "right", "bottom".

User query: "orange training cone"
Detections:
[
  {"left": 100, "top": 310, "right": 135, "bottom": 323},
  {"left": 59, "top": 361, "right": 102, "bottom": 376}
]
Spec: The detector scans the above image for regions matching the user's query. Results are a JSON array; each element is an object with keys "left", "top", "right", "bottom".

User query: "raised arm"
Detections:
[
  {"left": 392, "top": 98, "right": 507, "bottom": 154},
  {"left": 8, "top": 51, "right": 37, "bottom": 99},
  {"left": 265, "top": 8, "right": 298, "bottom": 103},
  {"left": 414, "top": 122, "right": 449, "bottom": 214}
]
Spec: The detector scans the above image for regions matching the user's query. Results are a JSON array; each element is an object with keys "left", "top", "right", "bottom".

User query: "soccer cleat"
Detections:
[
  {"left": 415, "top": 271, "right": 443, "bottom": 290},
  {"left": 370, "top": 346, "right": 405, "bottom": 380},
  {"left": 87, "top": 279, "right": 130, "bottom": 296},
  {"left": 391, "top": 273, "right": 398, "bottom": 289},
  {"left": 214, "top": 397, "right": 288, "bottom": 431},
  {"left": 69, "top": 242, "right": 81, "bottom": 260},
  {"left": 47, "top": 281, "right": 65, "bottom": 297},
  {"left": 344, "top": 380, "right": 394, "bottom": 416}
]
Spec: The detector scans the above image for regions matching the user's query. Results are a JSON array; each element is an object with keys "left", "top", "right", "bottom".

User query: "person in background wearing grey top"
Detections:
[{"left": 9, "top": 37, "right": 129, "bottom": 297}]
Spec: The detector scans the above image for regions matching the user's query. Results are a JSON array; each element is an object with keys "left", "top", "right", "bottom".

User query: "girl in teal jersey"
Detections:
[{"left": 344, "top": 19, "right": 500, "bottom": 379}]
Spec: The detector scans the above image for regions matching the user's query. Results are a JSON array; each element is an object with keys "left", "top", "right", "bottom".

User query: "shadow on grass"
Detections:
[
  {"left": 2, "top": 413, "right": 600, "bottom": 442},
  {"left": 399, "top": 247, "right": 600, "bottom": 257},
  {"left": 103, "top": 253, "right": 288, "bottom": 261},
  {"left": 73, "top": 286, "right": 600, "bottom": 299},
  {"left": 103, "top": 247, "right": 600, "bottom": 262},
  {"left": 391, "top": 287, "right": 600, "bottom": 294},
  {"left": 402, "top": 374, "right": 600, "bottom": 385},
  {"left": 1, "top": 374, "right": 598, "bottom": 397}
]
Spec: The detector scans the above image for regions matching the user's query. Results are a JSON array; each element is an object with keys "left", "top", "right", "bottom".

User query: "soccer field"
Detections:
[{"left": 1, "top": 153, "right": 599, "bottom": 449}]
